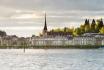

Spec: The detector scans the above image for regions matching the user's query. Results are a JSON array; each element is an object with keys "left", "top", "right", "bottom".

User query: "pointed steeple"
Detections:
[
  {"left": 43, "top": 12, "right": 48, "bottom": 36},
  {"left": 43, "top": 12, "right": 47, "bottom": 31}
]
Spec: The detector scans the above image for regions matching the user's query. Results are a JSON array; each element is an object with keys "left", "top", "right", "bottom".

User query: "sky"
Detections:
[{"left": 0, "top": 0, "right": 104, "bottom": 37}]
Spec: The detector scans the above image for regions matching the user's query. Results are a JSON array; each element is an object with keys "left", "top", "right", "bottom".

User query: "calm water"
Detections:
[{"left": 0, "top": 49, "right": 104, "bottom": 70}]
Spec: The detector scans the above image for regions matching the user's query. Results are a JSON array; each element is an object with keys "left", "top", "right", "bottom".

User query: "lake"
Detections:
[{"left": 0, "top": 49, "right": 104, "bottom": 70}]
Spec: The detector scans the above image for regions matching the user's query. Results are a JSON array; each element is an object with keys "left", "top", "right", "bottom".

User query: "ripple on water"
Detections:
[{"left": 0, "top": 49, "right": 103, "bottom": 70}]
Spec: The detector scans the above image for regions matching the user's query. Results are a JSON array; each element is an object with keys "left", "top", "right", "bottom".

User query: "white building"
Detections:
[
  {"left": 73, "top": 36, "right": 96, "bottom": 45},
  {"left": 30, "top": 36, "right": 73, "bottom": 46}
]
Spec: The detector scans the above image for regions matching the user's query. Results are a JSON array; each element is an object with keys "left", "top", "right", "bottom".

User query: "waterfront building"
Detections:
[
  {"left": 82, "top": 33, "right": 104, "bottom": 46},
  {"left": 64, "top": 36, "right": 73, "bottom": 46},
  {"left": 30, "top": 36, "right": 73, "bottom": 46},
  {"left": 10, "top": 35, "right": 18, "bottom": 47},
  {"left": 73, "top": 36, "right": 96, "bottom": 46},
  {"left": 0, "top": 35, "right": 18, "bottom": 47},
  {"left": 1, "top": 36, "right": 13, "bottom": 46},
  {"left": 94, "top": 34, "right": 104, "bottom": 46}
]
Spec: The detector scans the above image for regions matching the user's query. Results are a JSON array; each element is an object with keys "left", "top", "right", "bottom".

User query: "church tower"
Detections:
[{"left": 43, "top": 13, "right": 48, "bottom": 36}]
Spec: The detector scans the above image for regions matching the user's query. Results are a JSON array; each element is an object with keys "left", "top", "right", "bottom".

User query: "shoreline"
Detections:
[{"left": 0, "top": 45, "right": 101, "bottom": 49}]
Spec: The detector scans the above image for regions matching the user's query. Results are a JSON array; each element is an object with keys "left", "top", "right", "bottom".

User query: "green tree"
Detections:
[
  {"left": 99, "top": 18, "right": 103, "bottom": 28},
  {"left": 84, "top": 19, "right": 90, "bottom": 32},
  {"left": 91, "top": 19, "right": 96, "bottom": 32},
  {"left": 80, "top": 25, "right": 85, "bottom": 34},
  {"left": 0, "top": 31, "right": 7, "bottom": 37},
  {"left": 85, "top": 24, "right": 90, "bottom": 32},
  {"left": 54, "top": 28, "right": 61, "bottom": 32},
  {"left": 95, "top": 19, "right": 103, "bottom": 32},
  {"left": 84, "top": 19, "right": 89, "bottom": 26},
  {"left": 100, "top": 26, "right": 104, "bottom": 34},
  {"left": 64, "top": 27, "right": 69, "bottom": 32},
  {"left": 73, "top": 28, "right": 81, "bottom": 36}
]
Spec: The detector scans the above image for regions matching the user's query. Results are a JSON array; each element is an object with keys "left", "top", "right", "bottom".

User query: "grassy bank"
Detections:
[{"left": 0, "top": 45, "right": 101, "bottom": 49}]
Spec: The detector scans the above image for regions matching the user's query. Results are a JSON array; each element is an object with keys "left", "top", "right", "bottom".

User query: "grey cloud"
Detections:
[{"left": 0, "top": 0, "right": 104, "bottom": 11}]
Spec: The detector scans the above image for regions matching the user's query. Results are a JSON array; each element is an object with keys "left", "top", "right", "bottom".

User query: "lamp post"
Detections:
[
  {"left": 24, "top": 42, "right": 25, "bottom": 53},
  {"left": 22, "top": 41, "right": 26, "bottom": 53}
]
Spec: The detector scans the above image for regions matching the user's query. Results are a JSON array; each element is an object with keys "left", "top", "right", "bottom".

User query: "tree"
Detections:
[
  {"left": 91, "top": 19, "right": 96, "bottom": 32},
  {"left": 85, "top": 25, "right": 90, "bottom": 32},
  {"left": 63, "top": 27, "right": 74, "bottom": 33},
  {"left": 100, "top": 26, "right": 104, "bottom": 34},
  {"left": 80, "top": 25, "right": 85, "bottom": 34},
  {"left": 100, "top": 18, "right": 103, "bottom": 28},
  {"left": 51, "top": 29, "right": 54, "bottom": 32},
  {"left": 73, "top": 28, "right": 81, "bottom": 36},
  {"left": 69, "top": 27, "right": 74, "bottom": 34},
  {"left": 95, "top": 19, "right": 103, "bottom": 32},
  {"left": 0, "top": 31, "right": 7, "bottom": 37},
  {"left": 54, "top": 28, "right": 61, "bottom": 32},
  {"left": 64, "top": 27, "right": 68, "bottom": 32},
  {"left": 84, "top": 19, "right": 89, "bottom": 26},
  {"left": 84, "top": 19, "right": 90, "bottom": 32}
]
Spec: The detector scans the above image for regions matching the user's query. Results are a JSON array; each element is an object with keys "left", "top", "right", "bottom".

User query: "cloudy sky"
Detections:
[{"left": 0, "top": 0, "right": 104, "bottom": 37}]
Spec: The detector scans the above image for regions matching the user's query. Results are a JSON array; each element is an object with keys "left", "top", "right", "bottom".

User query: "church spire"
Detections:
[
  {"left": 43, "top": 12, "right": 48, "bottom": 36},
  {"left": 43, "top": 13, "right": 47, "bottom": 31}
]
